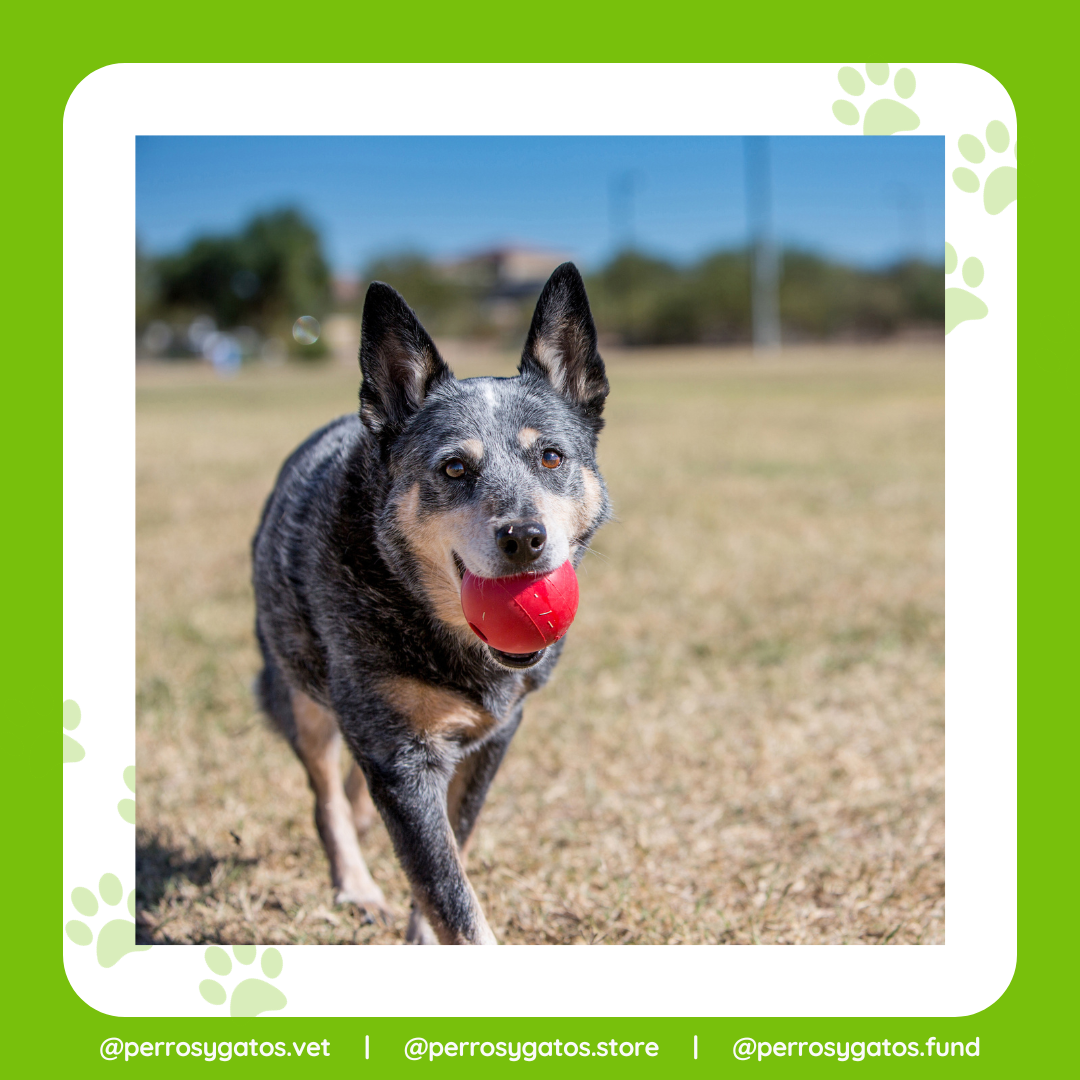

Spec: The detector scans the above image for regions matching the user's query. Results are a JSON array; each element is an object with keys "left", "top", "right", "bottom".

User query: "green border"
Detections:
[{"left": 19, "top": 2, "right": 1065, "bottom": 1073}]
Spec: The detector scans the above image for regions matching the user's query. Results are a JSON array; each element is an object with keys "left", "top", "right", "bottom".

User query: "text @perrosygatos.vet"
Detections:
[{"left": 100, "top": 1038, "right": 332, "bottom": 1061}]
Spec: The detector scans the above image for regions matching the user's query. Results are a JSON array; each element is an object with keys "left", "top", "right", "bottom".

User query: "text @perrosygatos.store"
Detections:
[{"left": 405, "top": 1038, "right": 661, "bottom": 1062}]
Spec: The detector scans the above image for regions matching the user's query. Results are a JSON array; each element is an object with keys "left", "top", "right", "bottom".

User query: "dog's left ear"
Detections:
[
  {"left": 519, "top": 263, "right": 609, "bottom": 418},
  {"left": 359, "top": 282, "right": 454, "bottom": 438}
]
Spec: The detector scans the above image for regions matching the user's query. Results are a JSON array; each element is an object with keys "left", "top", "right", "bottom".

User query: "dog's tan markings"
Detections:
[
  {"left": 533, "top": 319, "right": 593, "bottom": 402},
  {"left": 532, "top": 464, "right": 605, "bottom": 554},
  {"left": 518, "top": 426, "right": 542, "bottom": 450},
  {"left": 447, "top": 760, "right": 472, "bottom": 852},
  {"left": 460, "top": 438, "right": 484, "bottom": 462},
  {"left": 578, "top": 466, "right": 605, "bottom": 533},
  {"left": 445, "top": 735, "right": 509, "bottom": 858},
  {"left": 534, "top": 340, "right": 566, "bottom": 394},
  {"left": 395, "top": 481, "right": 421, "bottom": 526},
  {"left": 392, "top": 483, "right": 473, "bottom": 634},
  {"left": 290, "top": 689, "right": 389, "bottom": 915},
  {"left": 379, "top": 676, "right": 498, "bottom": 739}
]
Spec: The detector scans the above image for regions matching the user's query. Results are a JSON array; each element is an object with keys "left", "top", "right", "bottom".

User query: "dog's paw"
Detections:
[
  {"left": 406, "top": 906, "right": 440, "bottom": 945},
  {"left": 335, "top": 886, "right": 392, "bottom": 924},
  {"left": 351, "top": 806, "right": 379, "bottom": 835}
]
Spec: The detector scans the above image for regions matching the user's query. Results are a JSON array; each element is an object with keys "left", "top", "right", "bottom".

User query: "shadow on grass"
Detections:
[{"left": 135, "top": 830, "right": 259, "bottom": 944}]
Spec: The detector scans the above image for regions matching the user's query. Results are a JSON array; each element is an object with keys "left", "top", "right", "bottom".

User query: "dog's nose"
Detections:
[{"left": 495, "top": 520, "right": 547, "bottom": 566}]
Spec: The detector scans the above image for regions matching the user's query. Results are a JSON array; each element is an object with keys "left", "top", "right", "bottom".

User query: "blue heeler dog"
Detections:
[{"left": 252, "top": 263, "right": 611, "bottom": 943}]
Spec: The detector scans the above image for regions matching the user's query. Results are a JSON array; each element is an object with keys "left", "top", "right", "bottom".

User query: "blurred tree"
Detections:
[
  {"left": 363, "top": 253, "right": 482, "bottom": 336},
  {"left": 135, "top": 240, "right": 160, "bottom": 328},
  {"left": 588, "top": 249, "right": 753, "bottom": 345},
  {"left": 686, "top": 251, "right": 752, "bottom": 342},
  {"left": 152, "top": 208, "right": 331, "bottom": 347},
  {"left": 141, "top": 223, "right": 943, "bottom": 357},
  {"left": 780, "top": 252, "right": 943, "bottom": 338},
  {"left": 590, "top": 247, "right": 942, "bottom": 345},
  {"left": 890, "top": 259, "right": 946, "bottom": 324},
  {"left": 586, "top": 251, "right": 682, "bottom": 345}
]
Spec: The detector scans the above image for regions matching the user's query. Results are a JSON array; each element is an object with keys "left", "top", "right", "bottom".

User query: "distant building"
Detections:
[
  {"left": 439, "top": 246, "right": 575, "bottom": 299},
  {"left": 331, "top": 274, "right": 361, "bottom": 306}
]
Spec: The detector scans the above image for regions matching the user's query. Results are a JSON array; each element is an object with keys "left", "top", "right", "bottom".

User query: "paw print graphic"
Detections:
[
  {"left": 200, "top": 945, "right": 288, "bottom": 1017},
  {"left": 64, "top": 699, "right": 84, "bottom": 762},
  {"left": 952, "top": 122, "right": 1017, "bottom": 215},
  {"left": 945, "top": 243, "right": 988, "bottom": 334},
  {"left": 65, "top": 873, "right": 152, "bottom": 967},
  {"left": 832, "top": 64, "right": 919, "bottom": 135},
  {"left": 119, "top": 766, "right": 136, "bottom": 824}
]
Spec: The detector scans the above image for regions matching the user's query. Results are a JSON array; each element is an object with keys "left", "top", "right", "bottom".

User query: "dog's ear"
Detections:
[
  {"left": 359, "top": 282, "right": 454, "bottom": 437},
  {"left": 519, "top": 263, "right": 609, "bottom": 418}
]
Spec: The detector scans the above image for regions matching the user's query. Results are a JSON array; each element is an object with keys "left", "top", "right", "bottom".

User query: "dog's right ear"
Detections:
[{"left": 359, "top": 282, "right": 454, "bottom": 438}]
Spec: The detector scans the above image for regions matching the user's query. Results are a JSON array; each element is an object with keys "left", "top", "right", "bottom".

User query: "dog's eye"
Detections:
[
  {"left": 444, "top": 459, "right": 466, "bottom": 478},
  {"left": 541, "top": 449, "right": 563, "bottom": 470}
]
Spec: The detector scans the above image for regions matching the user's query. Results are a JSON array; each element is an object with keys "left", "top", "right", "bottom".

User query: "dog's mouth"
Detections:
[
  {"left": 487, "top": 646, "right": 546, "bottom": 669},
  {"left": 453, "top": 552, "right": 547, "bottom": 668}
]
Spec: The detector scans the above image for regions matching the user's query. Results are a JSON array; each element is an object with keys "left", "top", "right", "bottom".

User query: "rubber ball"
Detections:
[{"left": 460, "top": 561, "right": 579, "bottom": 654}]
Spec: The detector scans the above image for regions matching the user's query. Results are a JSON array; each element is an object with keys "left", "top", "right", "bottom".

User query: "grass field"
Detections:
[{"left": 136, "top": 342, "right": 944, "bottom": 946}]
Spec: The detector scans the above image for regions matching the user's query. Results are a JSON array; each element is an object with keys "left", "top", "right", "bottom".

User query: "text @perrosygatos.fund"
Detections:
[
  {"left": 732, "top": 1037, "right": 982, "bottom": 1062},
  {"left": 405, "top": 1039, "right": 660, "bottom": 1062}
]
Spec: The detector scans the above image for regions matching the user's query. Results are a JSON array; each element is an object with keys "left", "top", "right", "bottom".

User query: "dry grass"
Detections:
[{"left": 136, "top": 342, "right": 944, "bottom": 946}]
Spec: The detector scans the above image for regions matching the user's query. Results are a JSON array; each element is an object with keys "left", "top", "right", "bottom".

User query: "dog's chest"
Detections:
[{"left": 376, "top": 674, "right": 525, "bottom": 744}]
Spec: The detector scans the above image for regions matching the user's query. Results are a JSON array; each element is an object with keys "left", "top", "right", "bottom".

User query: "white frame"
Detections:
[{"left": 64, "top": 63, "right": 1016, "bottom": 1017}]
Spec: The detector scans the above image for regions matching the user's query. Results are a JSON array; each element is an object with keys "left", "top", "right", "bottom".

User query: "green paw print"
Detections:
[
  {"left": 119, "top": 766, "right": 136, "bottom": 824},
  {"left": 200, "top": 946, "right": 288, "bottom": 1017},
  {"left": 945, "top": 243, "right": 988, "bottom": 334},
  {"left": 63, "top": 699, "right": 84, "bottom": 762},
  {"left": 952, "top": 122, "right": 1017, "bottom": 215},
  {"left": 65, "top": 874, "right": 152, "bottom": 967},
  {"left": 832, "top": 64, "right": 920, "bottom": 135}
]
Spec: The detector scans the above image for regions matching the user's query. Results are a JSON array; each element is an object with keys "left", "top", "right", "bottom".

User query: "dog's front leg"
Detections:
[
  {"left": 367, "top": 755, "right": 497, "bottom": 945},
  {"left": 449, "top": 708, "right": 523, "bottom": 854},
  {"left": 405, "top": 714, "right": 523, "bottom": 944}
]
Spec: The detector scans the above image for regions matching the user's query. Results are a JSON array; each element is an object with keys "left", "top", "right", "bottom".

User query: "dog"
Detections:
[{"left": 251, "top": 263, "right": 611, "bottom": 944}]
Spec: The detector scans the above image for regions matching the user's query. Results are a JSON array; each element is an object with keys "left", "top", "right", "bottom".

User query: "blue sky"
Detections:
[{"left": 136, "top": 136, "right": 945, "bottom": 273}]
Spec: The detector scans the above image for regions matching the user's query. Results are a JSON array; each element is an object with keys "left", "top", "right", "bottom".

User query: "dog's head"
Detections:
[{"left": 360, "top": 263, "right": 611, "bottom": 669}]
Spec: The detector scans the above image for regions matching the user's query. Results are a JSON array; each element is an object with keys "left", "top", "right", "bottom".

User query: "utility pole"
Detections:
[
  {"left": 744, "top": 137, "right": 781, "bottom": 353},
  {"left": 608, "top": 171, "right": 639, "bottom": 254},
  {"left": 888, "top": 182, "right": 925, "bottom": 260}
]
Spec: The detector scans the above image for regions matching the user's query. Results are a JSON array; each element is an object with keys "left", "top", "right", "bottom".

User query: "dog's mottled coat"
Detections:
[{"left": 252, "top": 264, "right": 610, "bottom": 944}]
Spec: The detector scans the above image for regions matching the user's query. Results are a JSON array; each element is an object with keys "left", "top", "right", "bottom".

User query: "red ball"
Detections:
[{"left": 460, "top": 561, "right": 580, "bottom": 655}]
